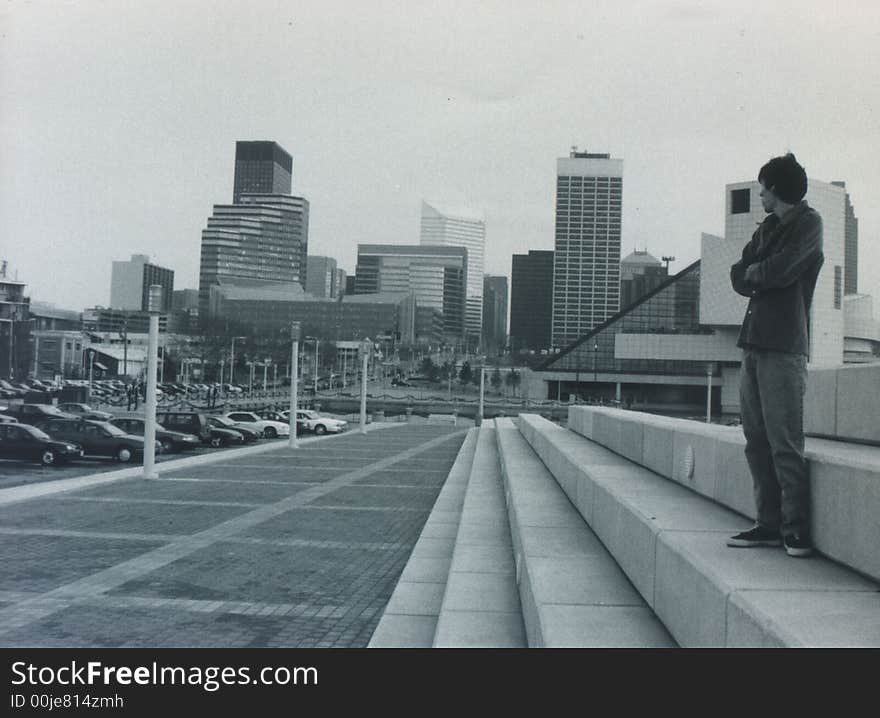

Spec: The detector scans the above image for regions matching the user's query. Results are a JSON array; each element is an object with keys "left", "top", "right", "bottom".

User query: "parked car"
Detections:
[
  {"left": 222, "top": 411, "right": 290, "bottom": 438},
  {"left": 0, "top": 380, "right": 27, "bottom": 397},
  {"left": 207, "top": 415, "right": 261, "bottom": 443},
  {"left": 257, "top": 410, "right": 306, "bottom": 435},
  {"left": 0, "top": 414, "right": 19, "bottom": 424},
  {"left": 0, "top": 423, "right": 83, "bottom": 466},
  {"left": 288, "top": 410, "right": 348, "bottom": 435},
  {"left": 57, "top": 402, "right": 114, "bottom": 421},
  {"left": 10, "top": 403, "right": 79, "bottom": 423},
  {"left": 157, "top": 410, "right": 245, "bottom": 448},
  {"left": 33, "top": 418, "right": 155, "bottom": 463},
  {"left": 110, "top": 416, "right": 201, "bottom": 453}
]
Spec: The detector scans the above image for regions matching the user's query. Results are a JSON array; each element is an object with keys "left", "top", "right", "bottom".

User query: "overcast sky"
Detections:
[{"left": 2, "top": 0, "right": 879, "bottom": 311}]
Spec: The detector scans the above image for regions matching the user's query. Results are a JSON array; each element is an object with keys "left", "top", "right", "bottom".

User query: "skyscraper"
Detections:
[
  {"left": 110, "top": 254, "right": 174, "bottom": 313},
  {"left": 482, "top": 275, "right": 508, "bottom": 353},
  {"left": 619, "top": 249, "right": 667, "bottom": 309},
  {"left": 510, "top": 250, "right": 553, "bottom": 352},
  {"left": 232, "top": 141, "right": 292, "bottom": 203},
  {"left": 199, "top": 142, "right": 308, "bottom": 319},
  {"left": 551, "top": 149, "right": 623, "bottom": 348},
  {"left": 306, "top": 256, "right": 338, "bottom": 298},
  {"left": 831, "top": 181, "right": 859, "bottom": 295},
  {"left": 420, "top": 200, "right": 485, "bottom": 342}
]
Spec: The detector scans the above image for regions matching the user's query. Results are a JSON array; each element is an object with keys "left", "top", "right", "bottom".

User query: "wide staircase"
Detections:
[{"left": 370, "top": 372, "right": 880, "bottom": 647}]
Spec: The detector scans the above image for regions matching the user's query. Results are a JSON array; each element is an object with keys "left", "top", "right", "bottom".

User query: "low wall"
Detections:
[
  {"left": 567, "top": 405, "right": 880, "bottom": 583},
  {"left": 804, "top": 362, "right": 880, "bottom": 445}
]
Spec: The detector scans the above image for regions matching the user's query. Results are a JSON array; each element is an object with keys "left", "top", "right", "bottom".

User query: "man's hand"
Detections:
[{"left": 744, "top": 264, "right": 760, "bottom": 284}]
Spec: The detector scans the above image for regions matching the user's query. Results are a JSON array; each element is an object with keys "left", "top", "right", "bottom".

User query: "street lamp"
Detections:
[
  {"left": 360, "top": 338, "right": 372, "bottom": 434},
  {"left": 229, "top": 336, "right": 245, "bottom": 386},
  {"left": 288, "top": 321, "right": 301, "bottom": 449},
  {"left": 143, "top": 285, "right": 162, "bottom": 480},
  {"left": 593, "top": 340, "right": 599, "bottom": 395}
]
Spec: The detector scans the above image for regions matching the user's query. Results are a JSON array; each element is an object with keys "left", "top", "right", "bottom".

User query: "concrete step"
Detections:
[
  {"left": 494, "top": 418, "right": 675, "bottom": 647},
  {"left": 519, "top": 413, "right": 880, "bottom": 647},
  {"left": 432, "top": 425, "right": 527, "bottom": 647},
  {"left": 368, "top": 428, "right": 478, "bottom": 648},
  {"left": 568, "top": 405, "right": 880, "bottom": 583}
]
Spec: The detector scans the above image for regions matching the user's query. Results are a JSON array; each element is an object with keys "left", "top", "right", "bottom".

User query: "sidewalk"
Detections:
[{"left": 0, "top": 423, "right": 467, "bottom": 647}]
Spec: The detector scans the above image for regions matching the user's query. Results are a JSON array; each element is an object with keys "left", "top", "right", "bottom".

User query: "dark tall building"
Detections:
[
  {"left": 482, "top": 275, "right": 508, "bottom": 353},
  {"left": 510, "top": 250, "right": 554, "bottom": 352},
  {"left": 233, "top": 141, "right": 293, "bottom": 203},
  {"left": 831, "top": 181, "right": 859, "bottom": 294}
]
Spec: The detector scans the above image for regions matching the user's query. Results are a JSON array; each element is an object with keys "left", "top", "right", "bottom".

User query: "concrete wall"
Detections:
[{"left": 804, "top": 362, "right": 880, "bottom": 444}]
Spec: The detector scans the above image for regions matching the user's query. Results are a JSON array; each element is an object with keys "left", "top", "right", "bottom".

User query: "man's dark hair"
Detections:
[{"left": 758, "top": 153, "right": 808, "bottom": 203}]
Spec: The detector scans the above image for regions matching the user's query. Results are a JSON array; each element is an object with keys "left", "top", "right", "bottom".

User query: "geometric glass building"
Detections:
[
  {"left": 551, "top": 149, "right": 623, "bottom": 348},
  {"left": 420, "top": 200, "right": 485, "bottom": 343}
]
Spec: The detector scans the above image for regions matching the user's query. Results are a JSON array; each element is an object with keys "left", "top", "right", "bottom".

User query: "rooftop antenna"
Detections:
[{"left": 662, "top": 255, "right": 676, "bottom": 272}]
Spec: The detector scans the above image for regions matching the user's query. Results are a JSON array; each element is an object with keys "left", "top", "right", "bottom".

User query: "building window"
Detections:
[
  {"left": 834, "top": 265, "right": 842, "bottom": 309},
  {"left": 731, "top": 188, "right": 751, "bottom": 214}
]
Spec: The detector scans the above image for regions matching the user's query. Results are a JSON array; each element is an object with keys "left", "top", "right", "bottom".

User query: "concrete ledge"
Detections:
[
  {"left": 433, "top": 426, "right": 526, "bottom": 648},
  {"left": 804, "top": 363, "right": 880, "bottom": 445},
  {"left": 566, "top": 406, "right": 880, "bottom": 583},
  {"left": 369, "top": 428, "right": 478, "bottom": 648},
  {"left": 518, "top": 413, "right": 880, "bottom": 646},
  {"left": 496, "top": 417, "right": 674, "bottom": 648}
]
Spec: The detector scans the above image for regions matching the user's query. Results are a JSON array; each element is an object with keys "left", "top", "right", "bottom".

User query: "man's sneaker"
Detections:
[
  {"left": 784, "top": 533, "right": 813, "bottom": 557},
  {"left": 727, "top": 526, "right": 782, "bottom": 548}
]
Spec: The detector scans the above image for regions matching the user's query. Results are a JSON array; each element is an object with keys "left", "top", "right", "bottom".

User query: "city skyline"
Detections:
[{"left": 3, "top": 2, "right": 880, "bottom": 312}]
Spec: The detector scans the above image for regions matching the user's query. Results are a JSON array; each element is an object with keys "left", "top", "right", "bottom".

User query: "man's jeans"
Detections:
[{"left": 740, "top": 347, "right": 809, "bottom": 537}]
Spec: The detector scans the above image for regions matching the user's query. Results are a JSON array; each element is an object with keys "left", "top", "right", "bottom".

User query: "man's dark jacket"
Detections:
[{"left": 730, "top": 200, "right": 824, "bottom": 356}]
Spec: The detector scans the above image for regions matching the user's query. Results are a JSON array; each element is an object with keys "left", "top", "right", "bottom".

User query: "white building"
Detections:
[
  {"left": 420, "top": 200, "right": 485, "bottom": 342},
  {"left": 551, "top": 150, "right": 623, "bottom": 348}
]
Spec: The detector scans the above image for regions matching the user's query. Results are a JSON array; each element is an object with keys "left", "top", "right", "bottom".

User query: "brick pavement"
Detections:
[{"left": 0, "top": 424, "right": 466, "bottom": 647}]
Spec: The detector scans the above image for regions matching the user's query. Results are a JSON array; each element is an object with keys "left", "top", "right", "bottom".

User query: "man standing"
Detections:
[{"left": 727, "top": 153, "right": 824, "bottom": 558}]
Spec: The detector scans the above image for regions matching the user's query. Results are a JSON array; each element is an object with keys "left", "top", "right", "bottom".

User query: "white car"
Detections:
[
  {"left": 222, "top": 411, "right": 290, "bottom": 438},
  {"left": 291, "top": 410, "right": 348, "bottom": 435}
]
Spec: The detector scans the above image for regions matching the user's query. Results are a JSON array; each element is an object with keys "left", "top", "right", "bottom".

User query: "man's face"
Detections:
[{"left": 758, "top": 181, "right": 777, "bottom": 214}]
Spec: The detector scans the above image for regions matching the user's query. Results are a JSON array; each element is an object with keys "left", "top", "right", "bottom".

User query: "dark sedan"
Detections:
[
  {"left": 0, "top": 423, "right": 83, "bottom": 466},
  {"left": 57, "top": 402, "right": 114, "bottom": 421},
  {"left": 34, "top": 418, "right": 157, "bottom": 463},
  {"left": 110, "top": 417, "right": 201, "bottom": 454},
  {"left": 207, "top": 416, "right": 261, "bottom": 443}
]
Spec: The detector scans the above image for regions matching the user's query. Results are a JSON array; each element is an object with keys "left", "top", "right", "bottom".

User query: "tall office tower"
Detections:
[
  {"left": 232, "top": 141, "right": 293, "bottom": 203},
  {"left": 831, "top": 181, "right": 859, "bottom": 294},
  {"left": 722, "top": 178, "right": 847, "bottom": 366},
  {"left": 110, "top": 254, "right": 175, "bottom": 313},
  {"left": 355, "top": 244, "right": 467, "bottom": 340},
  {"left": 482, "top": 275, "right": 508, "bottom": 353},
  {"left": 198, "top": 193, "right": 309, "bottom": 317},
  {"left": 335, "top": 268, "right": 347, "bottom": 299},
  {"left": 551, "top": 149, "right": 623, "bottom": 348},
  {"left": 510, "top": 250, "right": 554, "bottom": 352},
  {"left": 619, "top": 249, "right": 668, "bottom": 309},
  {"left": 420, "top": 200, "right": 485, "bottom": 342},
  {"left": 306, "top": 256, "right": 338, "bottom": 298}
]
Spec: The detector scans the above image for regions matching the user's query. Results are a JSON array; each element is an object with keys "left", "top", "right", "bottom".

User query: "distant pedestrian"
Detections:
[
  {"left": 727, "top": 153, "right": 823, "bottom": 558},
  {"left": 126, "top": 383, "right": 134, "bottom": 411}
]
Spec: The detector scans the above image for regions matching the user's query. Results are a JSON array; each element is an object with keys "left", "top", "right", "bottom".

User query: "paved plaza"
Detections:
[{"left": 0, "top": 424, "right": 467, "bottom": 648}]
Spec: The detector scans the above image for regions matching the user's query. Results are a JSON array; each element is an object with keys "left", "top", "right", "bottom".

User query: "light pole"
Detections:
[
  {"left": 262, "top": 359, "right": 269, "bottom": 391},
  {"left": 360, "top": 339, "right": 371, "bottom": 434},
  {"left": 288, "top": 322, "right": 300, "bottom": 448},
  {"left": 230, "top": 336, "right": 245, "bottom": 386},
  {"left": 478, "top": 357, "right": 486, "bottom": 427},
  {"left": 593, "top": 341, "right": 599, "bottom": 401},
  {"left": 706, "top": 363, "right": 713, "bottom": 424},
  {"left": 143, "top": 285, "right": 162, "bottom": 480},
  {"left": 313, "top": 338, "right": 319, "bottom": 395}
]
